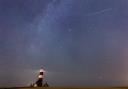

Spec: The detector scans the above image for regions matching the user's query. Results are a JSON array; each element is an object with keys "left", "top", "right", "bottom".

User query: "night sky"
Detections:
[{"left": 0, "top": 0, "right": 128, "bottom": 87}]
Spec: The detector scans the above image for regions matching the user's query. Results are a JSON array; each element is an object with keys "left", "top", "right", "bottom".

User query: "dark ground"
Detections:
[{"left": 1, "top": 87, "right": 128, "bottom": 89}]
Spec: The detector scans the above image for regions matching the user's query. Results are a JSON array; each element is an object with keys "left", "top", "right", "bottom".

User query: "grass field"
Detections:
[{"left": 2, "top": 87, "right": 128, "bottom": 89}]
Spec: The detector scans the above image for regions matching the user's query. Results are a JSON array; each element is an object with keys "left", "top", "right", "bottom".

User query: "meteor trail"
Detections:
[{"left": 86, "top": 8, "right": 113, "bottom": 16}]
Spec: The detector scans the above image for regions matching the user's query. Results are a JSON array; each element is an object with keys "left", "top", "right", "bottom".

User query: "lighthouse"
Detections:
[{"left": 35, "top": 68, "right": 45, "bottom": 87}]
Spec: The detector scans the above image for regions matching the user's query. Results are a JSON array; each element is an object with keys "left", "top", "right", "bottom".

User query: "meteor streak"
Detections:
[{"left": 86, "top": 8, "right": 113, "bottom": 16}]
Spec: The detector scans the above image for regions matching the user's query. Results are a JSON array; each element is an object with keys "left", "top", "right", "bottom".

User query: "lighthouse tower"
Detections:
[{"left": 35, "top": 68, "right": 45, "bottom": 87}]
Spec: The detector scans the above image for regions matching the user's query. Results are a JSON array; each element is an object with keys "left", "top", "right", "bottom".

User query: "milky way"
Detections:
[{"left": 0, "top": 0, "right": 128, "bottom": 87}]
